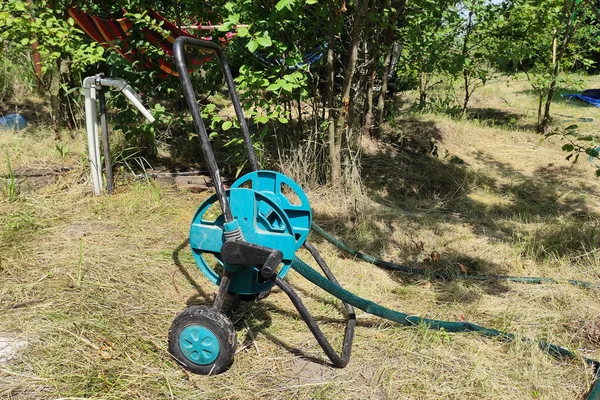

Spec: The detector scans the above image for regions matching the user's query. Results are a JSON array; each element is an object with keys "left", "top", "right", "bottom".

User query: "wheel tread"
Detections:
[{"left": 168, "top": 305, "right": 237, "bottom": 374}]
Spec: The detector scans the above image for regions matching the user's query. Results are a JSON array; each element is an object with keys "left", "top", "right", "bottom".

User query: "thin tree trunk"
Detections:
[
  {"left": 375, "top": 44, "right": 393, "bottom": 125},
  {"left": 363, "top": 0, "right": 384, "bottom": 137},
  {"left": 537, "top": 90, "right": 544, "bottom": 125},
  {"left": 538, "top": 0, "right": 578, "bottom": 133},
  {"left": 297, "top": 92, "right": 303, "bottom": 132},
  {"left": 326, "top": 1, "right": 339, "bottom": 183},
  {"left": 333, "top": 0, "right": 366, "bottom": 183},
  {"left": 419, "top": 69, "right": 427, "bottom": 105},
  {"left": 374, "top": 0, "right": 406, "bottom": 133},
  {"left": 461, "top": 9, "right": 474, "bottom": 116},
  {"left": 462, "top": 71, "right": 470, "bottom": 115},
  {"left": 364, "top": 68, "right": 376, "bottom": 137}
]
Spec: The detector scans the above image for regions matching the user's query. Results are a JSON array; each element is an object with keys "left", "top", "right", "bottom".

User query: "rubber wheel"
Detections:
[{"left": 168, "top": 305, "right": 237, "bottom": 374}]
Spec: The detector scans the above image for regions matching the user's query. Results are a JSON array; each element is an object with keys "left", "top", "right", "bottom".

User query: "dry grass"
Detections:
[{"left": 1, "top": 76, "right": 600, "bottom": 399}]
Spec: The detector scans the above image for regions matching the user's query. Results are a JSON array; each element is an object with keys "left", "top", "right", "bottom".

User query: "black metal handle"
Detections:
[
  {"left": 173, "top": 36, "right": 259, "bottom": 171},
  {"left": 174, "top": 37, "right": 233, "bottom": 222}
]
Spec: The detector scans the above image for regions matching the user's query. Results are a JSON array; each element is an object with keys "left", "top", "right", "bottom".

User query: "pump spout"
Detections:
[{"left": 98, "top": 78, "right": 155, "bottom": 123}]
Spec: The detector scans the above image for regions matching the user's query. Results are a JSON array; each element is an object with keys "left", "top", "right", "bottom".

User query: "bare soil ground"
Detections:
[{"left": 1, "top": 77, "right": 600, "bottom": 399}]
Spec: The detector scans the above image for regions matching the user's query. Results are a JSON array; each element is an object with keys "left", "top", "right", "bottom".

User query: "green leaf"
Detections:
[
  {"left": 266, "top": 83, "right": 281, "bottom": 91},
  {"left": 218, "top": 22, "right": 233, "bottom": 32},
  {"left": 278, "top": 117, "right": 289, "bottom": 123},
  {"left": 246, "top": 40, "right": 258, "bottom": 53},
  {"left": 596, "top": 169, "right": 600, "bottom": 177},
  {"left": 562, "top": 144, "right": 574, "bottom": 152},
  {"left": 276, "top": 0, "right": 295, "bottom": 11},
  {"left": 222, "top": 120, "right": 233, "bottom": 131},
  {"left": 20, "top": 37, "right": 29, "bottom": 46},
  {"left": 577, "top": 136, "right": 594, "bottom": 141},
  {"left": 237, "top": 27, "right": 249, "bottom": 37},
  {"left": 254, "top": 116, "right": 269, "bottom": 124},
  {"left": 565, "top": 124, "right": 578, "bottom": 131},
  {"left": 255, "top": 36, "right": 272, "bottom": 47}
]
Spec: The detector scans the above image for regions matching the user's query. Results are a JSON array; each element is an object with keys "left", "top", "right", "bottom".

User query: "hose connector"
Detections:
[{"left": 223, "top": 220, "right": 243, "bottom": 241}]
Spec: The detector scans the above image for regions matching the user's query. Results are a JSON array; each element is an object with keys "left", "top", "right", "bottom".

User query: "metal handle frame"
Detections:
[
  {"left": 174, "top": 36, "right": 259, "bottom": 223},
  {"left": 173, "top": 36, "right": 355, "bottom": 367},
  {"left": 274, "top": 241, "right": 356, "bottom": 367}
]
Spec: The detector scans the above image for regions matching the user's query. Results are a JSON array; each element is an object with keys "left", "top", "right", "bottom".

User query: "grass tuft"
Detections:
[{"left": 1, "top": 151, "right": 21, "bottom": 202}]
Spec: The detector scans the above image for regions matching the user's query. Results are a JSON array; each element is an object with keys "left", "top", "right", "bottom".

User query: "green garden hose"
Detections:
[
  {"left": 312, "top": 223, "right": 600, "bottom": 289},
  {"left": 291, "top": 256, "right": 600, "bottom": 399}
]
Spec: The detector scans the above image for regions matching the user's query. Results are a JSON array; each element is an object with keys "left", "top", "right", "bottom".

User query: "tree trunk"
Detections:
[
  {"left": 374, "top": 0, "right": 406, "bottom": 133},
  {"left": 375, "top": 44, "right": 393, "bottom": 127},
  {"left": 326, "top": 1, "right": 340, "bottom": 183},
  {"left": 333, "top": 0, "right": 366, "bottom": 183},
  {"left": 538, "top": 0, "right": 578, "bottom": 133},
  {"left": 363, "top": 0, "right": 384, "bottom": 138},
  {"left": 363, "top": 68, "right": 376, "bottom": 137},
  {"left": 462, "top": 70, "right": 470, "bottom": 116},
  {"left": 461, "top": 9, "right": 474, "bottom": 116},
  {"left": 419, "top": 69, "right": 427, "bottom": 105},
  {"left": 537, "top": 90, "right": 544, "bottom": 125},
  {"left": 49, "top": 57, "right": 76, "bottom": 131}
]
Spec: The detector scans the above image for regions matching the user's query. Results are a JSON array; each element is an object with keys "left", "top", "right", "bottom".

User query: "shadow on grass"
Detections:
[
  {"left": 233, "top": 300, "right": 329, "bottom": 365},
  {"left": 313, "top": 116, "right": 600, "bottom": 301},
  {"left": 171, "top": 239, "right": 349, "bottom": 366},
  {"left": 465, "top": 107, "right": 535, "bottom": 131},
  {"left": 172, "top": 238, "right": 213, "bottom": 303}
]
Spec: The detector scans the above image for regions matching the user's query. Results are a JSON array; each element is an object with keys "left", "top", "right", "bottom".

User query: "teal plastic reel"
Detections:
[
  {"left": 231, "top": 170, "right": 312, "bottom": 248},
  {"left": 189, "top": 173, "right": 311, "bottom": 295}
]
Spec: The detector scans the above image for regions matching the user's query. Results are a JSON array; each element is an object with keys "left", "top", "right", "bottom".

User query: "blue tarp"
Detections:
[{"left": 562, "top": 94, "right": 600, "bottom": 107}]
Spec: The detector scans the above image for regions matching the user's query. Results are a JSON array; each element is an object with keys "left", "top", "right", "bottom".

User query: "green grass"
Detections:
[
  {"left": 1, "top": 151, "right": 20, "bottom": 202},
  {"left": 1, "top": 76, "right": 600, "bottom": 399}
]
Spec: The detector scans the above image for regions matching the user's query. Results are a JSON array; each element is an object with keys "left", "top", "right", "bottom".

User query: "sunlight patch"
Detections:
[{"left": 0, "top": 336, "right": 27, "bottom": 363}]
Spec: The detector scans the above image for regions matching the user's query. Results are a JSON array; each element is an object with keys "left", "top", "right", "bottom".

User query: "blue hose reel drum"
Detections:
[{"left": 189, "top": 171, "right": 312, "bottom": 295}]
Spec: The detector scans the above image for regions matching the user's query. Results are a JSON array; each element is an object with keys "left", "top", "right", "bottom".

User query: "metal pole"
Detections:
[
  {"left": 96, "top": 75, "right": 114, "bottom": 195},
  {"left": 83, "top": 76, "right": 103, "bottom": 195}
]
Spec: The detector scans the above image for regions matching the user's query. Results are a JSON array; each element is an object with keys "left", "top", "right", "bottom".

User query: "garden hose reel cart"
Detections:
[{"left": 168, "top": 36, "right": 355, "bottom": 374}]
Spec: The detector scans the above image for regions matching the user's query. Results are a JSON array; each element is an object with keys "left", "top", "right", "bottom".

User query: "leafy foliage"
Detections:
[
  {"left": 4, "top": 0, "right": 600, "bottom": 181},
  {"left": 545, "top": 124, "right": 600, "bottom": 176}
]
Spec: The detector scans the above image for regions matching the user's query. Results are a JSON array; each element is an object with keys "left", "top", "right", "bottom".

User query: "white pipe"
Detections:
[
  {"left": 82, "top": 75, "right": 155, "bottom": 196},
  {"left": 99, "top": 78, "right": 155, "bottom": 123},
  {"left": 83, "top": 76, "right": 103, "bottom": 195}
]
